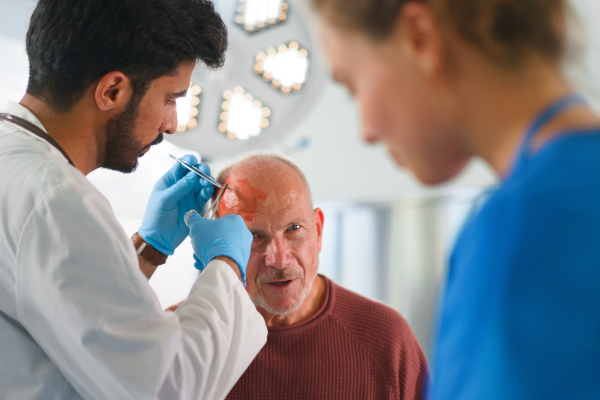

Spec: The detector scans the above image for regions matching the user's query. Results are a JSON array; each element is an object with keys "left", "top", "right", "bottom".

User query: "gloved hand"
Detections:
[
  {"left": 186, "top": 211, "right": 252, "bottom": 286},
  {"left": 139, "top": 155, "right": 214, "bottom": 255}
]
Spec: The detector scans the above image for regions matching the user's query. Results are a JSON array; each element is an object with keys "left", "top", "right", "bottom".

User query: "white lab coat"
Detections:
[{"left": 0, "top": 101, "right": 267, "bottom": 400}]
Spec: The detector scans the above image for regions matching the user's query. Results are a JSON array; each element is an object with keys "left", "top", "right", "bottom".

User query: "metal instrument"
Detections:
[
  {"left": 168, "top": 154, "right": 228, "bottom": 220},
  {"left": 203, "top": 183, "right": 228, "bottom": 220},
  {"left": 169, "top": 154, "right": 223, "bottom": 189}
]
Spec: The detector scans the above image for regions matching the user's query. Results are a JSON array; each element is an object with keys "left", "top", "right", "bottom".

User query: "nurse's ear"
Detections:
[
  {"left": 94, "top": 72, "right": 134, "bottom": 114},
  {"left": 393, "top": 2, "right": 446, "bottom": 78}
]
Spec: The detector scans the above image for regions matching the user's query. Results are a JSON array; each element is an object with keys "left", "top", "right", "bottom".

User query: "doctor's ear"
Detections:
[
  {"left": 395, "top": 2, "right": 445, "bottom": 76},
  {"left": 94, "top": 72, "right": 134, "bottom": 112}
]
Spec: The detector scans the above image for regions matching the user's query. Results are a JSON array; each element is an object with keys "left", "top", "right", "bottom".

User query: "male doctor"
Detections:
[{"left": 0, "top": 0, "right": 267, "bottom": 399}]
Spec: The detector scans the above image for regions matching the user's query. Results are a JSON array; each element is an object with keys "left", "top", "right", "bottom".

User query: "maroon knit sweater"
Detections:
[{"left": 226, "top": 276, "right": 430, "bottom": 400}]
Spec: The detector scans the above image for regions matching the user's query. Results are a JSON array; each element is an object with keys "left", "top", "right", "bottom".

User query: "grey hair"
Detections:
[{"left": 215, "top": 151, "right": 314, "bottom": 208}]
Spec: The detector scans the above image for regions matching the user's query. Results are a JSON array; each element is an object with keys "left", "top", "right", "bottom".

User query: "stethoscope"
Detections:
[{"left": 0, "top": 113, "right": 75, "bottom": 166}]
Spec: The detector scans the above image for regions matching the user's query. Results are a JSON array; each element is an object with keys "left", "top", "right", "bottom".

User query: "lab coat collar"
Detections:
[
  {"left": 4, "top": 101, "right": 48, "bottom": 134},
  {"left": 3, "top": 101, "right": 71, "bottom": 165}
]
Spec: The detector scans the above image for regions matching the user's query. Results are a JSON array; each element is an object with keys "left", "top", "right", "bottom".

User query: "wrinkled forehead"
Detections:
[{"left": 216, "top": 160, "right": 311, "bottom": 223}]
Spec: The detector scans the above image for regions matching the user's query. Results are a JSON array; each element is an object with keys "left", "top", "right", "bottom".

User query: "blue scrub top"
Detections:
[{"left": 432, "top": 97, "right": 600, "bottom": 399}]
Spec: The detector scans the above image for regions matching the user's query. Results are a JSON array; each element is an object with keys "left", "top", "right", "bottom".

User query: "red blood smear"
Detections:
[{"left": 218, "top": 178, "right": 268, "bottom": 222}]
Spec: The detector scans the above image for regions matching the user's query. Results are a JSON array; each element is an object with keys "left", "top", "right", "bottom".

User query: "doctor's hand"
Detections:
[
  {"left": 139, "top": 155, "right": 214, "bottom": 256},
  {"left": 186, "top": 211, "right": 252, "bottom": 286}
]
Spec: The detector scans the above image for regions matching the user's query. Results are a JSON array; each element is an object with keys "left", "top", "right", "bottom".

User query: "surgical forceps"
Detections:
[
  {"left": 203, "top": 183, "right": 228, "bottom": 219},
  {"left": 184, "top": 183, "right": 228, "bottom": 226},
  {"left": 169, "top": 154, "right": 227, "bottom": 221},
  {"left": 169, "top": 154, "right": 223, "bottom": 189}
]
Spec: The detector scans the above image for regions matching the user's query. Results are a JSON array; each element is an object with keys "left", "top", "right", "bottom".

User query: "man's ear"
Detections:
[
  {"left": 395, "top": 2, "right": 445, "bottom": 77},
  {"left": 314, "top": 207, "right": 325, "bottom": 253},
  {"left": 94, "top": 71, "right": 133, "bottom": 112}
]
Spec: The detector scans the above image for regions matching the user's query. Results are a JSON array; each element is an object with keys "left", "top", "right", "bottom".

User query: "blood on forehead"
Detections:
[{"left": 217, "top": 177, "right": 268, "bottom": 222}]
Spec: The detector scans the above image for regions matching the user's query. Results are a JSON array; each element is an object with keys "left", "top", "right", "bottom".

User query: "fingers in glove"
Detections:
[
  {"left": 185, "top": 210, "right": 203, "bottom": 228},
  {"left": 196, "top": 186, "right": 215, "bottom": 205},
  {"left": 169, "top": 154, "right": 198, "bottom": 186},
  {"left": 191, "top": 164, "right": 215, "bottom": 195},
  {"left": 196, "top": 163, "right": 212, "bottom": 182},
  {"left": 163, "top": 170, "right": 202, "bottom": 203},
  {"left": 193, "top": 253, "right": 205, "bottom": 272}
]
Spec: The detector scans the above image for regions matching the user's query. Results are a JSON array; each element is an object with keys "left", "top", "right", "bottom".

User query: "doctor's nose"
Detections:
[
  {"left": 160, "top": 107, "right": 178, "bottom": 135},
  {"left": 264, "top": 239, "right": 293, "bottom": 270}
]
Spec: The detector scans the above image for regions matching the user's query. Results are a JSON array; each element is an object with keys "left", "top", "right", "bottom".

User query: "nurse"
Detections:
[
  {"left": 0, "top": 1, "right": 266, "bottom": 399},
  {"left": 314, "top": 0, "right": 600, "bottom": 398}
]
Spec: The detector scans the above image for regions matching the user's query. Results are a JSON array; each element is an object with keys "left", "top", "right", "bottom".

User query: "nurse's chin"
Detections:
[
  {"left": 386, "top": 146, "right": 406, "bottom": 168},
  {"left": 385, "top": 146, "right": 468, "bottom": 185},
  {"left": 413, "top": 159, "right": 471, "bottom": 186}
]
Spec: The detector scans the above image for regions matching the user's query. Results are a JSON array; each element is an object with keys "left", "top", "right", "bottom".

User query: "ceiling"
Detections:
[{"left": 3, "top": 0, "right": 600, "bottom": 212}]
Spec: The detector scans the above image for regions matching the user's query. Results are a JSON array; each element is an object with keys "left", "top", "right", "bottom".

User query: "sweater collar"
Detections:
[{"left": 266, "top": 274, "right": 335, "bottom": 335}]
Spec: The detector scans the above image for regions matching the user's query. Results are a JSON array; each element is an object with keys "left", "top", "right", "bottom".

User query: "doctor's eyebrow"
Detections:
[{"left": 172, "top": 90, "right": 188, "bottom": 98}]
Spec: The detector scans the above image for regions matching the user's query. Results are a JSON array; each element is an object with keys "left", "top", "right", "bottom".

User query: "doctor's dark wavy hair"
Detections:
[
  {"left": 313, "top": 0, "right": 568, "bottom": 66},
  {"left": 26, "top": 0, "right": 228, "bottom": 114}
]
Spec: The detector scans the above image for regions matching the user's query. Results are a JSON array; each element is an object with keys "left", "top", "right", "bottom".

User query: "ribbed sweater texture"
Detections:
[{"left": 226, "top": 276, "right": 429, "bottom": 400}]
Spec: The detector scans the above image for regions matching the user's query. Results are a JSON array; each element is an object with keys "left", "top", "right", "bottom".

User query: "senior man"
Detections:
[{"left": 209, "top": 153, "right": 429, "bottom": 399}]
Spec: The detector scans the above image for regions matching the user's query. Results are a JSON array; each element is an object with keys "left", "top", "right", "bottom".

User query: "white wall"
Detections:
[
  {"left": 235, "top": 80, "right": 499, "bottom": 202},
  {"left": 3, "top": 0, "right": 600, "bottom": 338},
  {"left": 4, "top": 0, "right": 600, "bottom": 208}
]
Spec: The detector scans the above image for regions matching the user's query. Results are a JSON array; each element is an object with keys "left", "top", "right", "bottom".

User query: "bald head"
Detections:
[
  {"left": 214, "top": 152, "right": 324, "bottom": 320},
  {"left": 215, "top": 153, "right": 313, "bottom": 222}
]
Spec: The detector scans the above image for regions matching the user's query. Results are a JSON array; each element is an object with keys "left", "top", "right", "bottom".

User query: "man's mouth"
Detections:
[
  {"left": 266, "top": 279, "right": 295, "bottom": 289},
  {"left": 151, "top": 133, "right": 164, "bottom": 146},
  {"left": 138, "top": 133, "right": 164, "bottom": 157},
  {"left": 138, "top": 146, "right": 151, "bottom": 157}
]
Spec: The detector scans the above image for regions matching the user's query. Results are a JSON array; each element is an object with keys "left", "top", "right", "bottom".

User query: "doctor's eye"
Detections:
[{"left": 288, "top": 225, "right": 301, "bottom": 232}]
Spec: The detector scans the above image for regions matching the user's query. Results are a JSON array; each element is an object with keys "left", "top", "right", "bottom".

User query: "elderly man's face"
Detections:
[{"left": 217, "top": 161, "right": 324, "bottom": 315}]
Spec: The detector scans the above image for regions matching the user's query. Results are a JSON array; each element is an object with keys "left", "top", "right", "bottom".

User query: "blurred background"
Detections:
[{"left": 2, "top": 0, "right": 600, "bottom": 357}]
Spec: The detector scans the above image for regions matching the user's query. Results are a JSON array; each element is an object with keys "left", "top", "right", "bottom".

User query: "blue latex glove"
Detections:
[
  {"left": 186, "top": 211, "right": 252, "bottom": 286},
  {"left": 139, "top": 155, "right": 214, "bottom": 255}
]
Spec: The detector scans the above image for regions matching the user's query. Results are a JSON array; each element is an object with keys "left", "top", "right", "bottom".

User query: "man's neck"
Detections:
[
  {"left": 19, "top": 94, "right": 101, "bottom": 175},
  {"left": 259, "top": 275, "right": 327, "bottom": 328}
]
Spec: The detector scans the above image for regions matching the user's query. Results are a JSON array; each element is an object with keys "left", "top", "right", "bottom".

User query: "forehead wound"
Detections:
[{"left": 218, "top": 177, "right": 268, "bottom": 223}]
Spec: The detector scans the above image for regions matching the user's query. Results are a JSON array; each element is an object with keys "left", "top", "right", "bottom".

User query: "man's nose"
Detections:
[
  {"left": 264, "top": 239, "right": 293, "bottom": 269},
  {"left": 160, "top": 107, "right": 178, "bottom": 135}
]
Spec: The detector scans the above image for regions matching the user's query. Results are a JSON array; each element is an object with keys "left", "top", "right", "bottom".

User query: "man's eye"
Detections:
[
  {"left": 289, "top": 225, "right": 301, "bottom": 232},
  {"left": 252, "top": 233, "right": 260, "bottom": 239},
  {"left": 167, "top": 99, "right": 176, "bottom": 106}
]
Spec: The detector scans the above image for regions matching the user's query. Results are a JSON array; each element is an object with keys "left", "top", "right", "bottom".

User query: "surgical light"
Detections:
[
  {"left": 165, "top": 0, "right": 326, "bottom": 157},
  {"left": 235, "top": 0, "right": 288, "bottom": 33},
  {"left": 254, "top": 41, "right": 309, "bottom": 94},
  {"left": 176, "top": 84, "right": 202, "bottom": 132},
  {"left": 219, "top": 87, "right": 271, "bottom": 141}
]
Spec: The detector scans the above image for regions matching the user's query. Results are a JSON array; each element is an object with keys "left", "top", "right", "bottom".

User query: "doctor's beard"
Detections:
[{"left": 102, "top": 93, "right": 163, "bottom": 173}]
